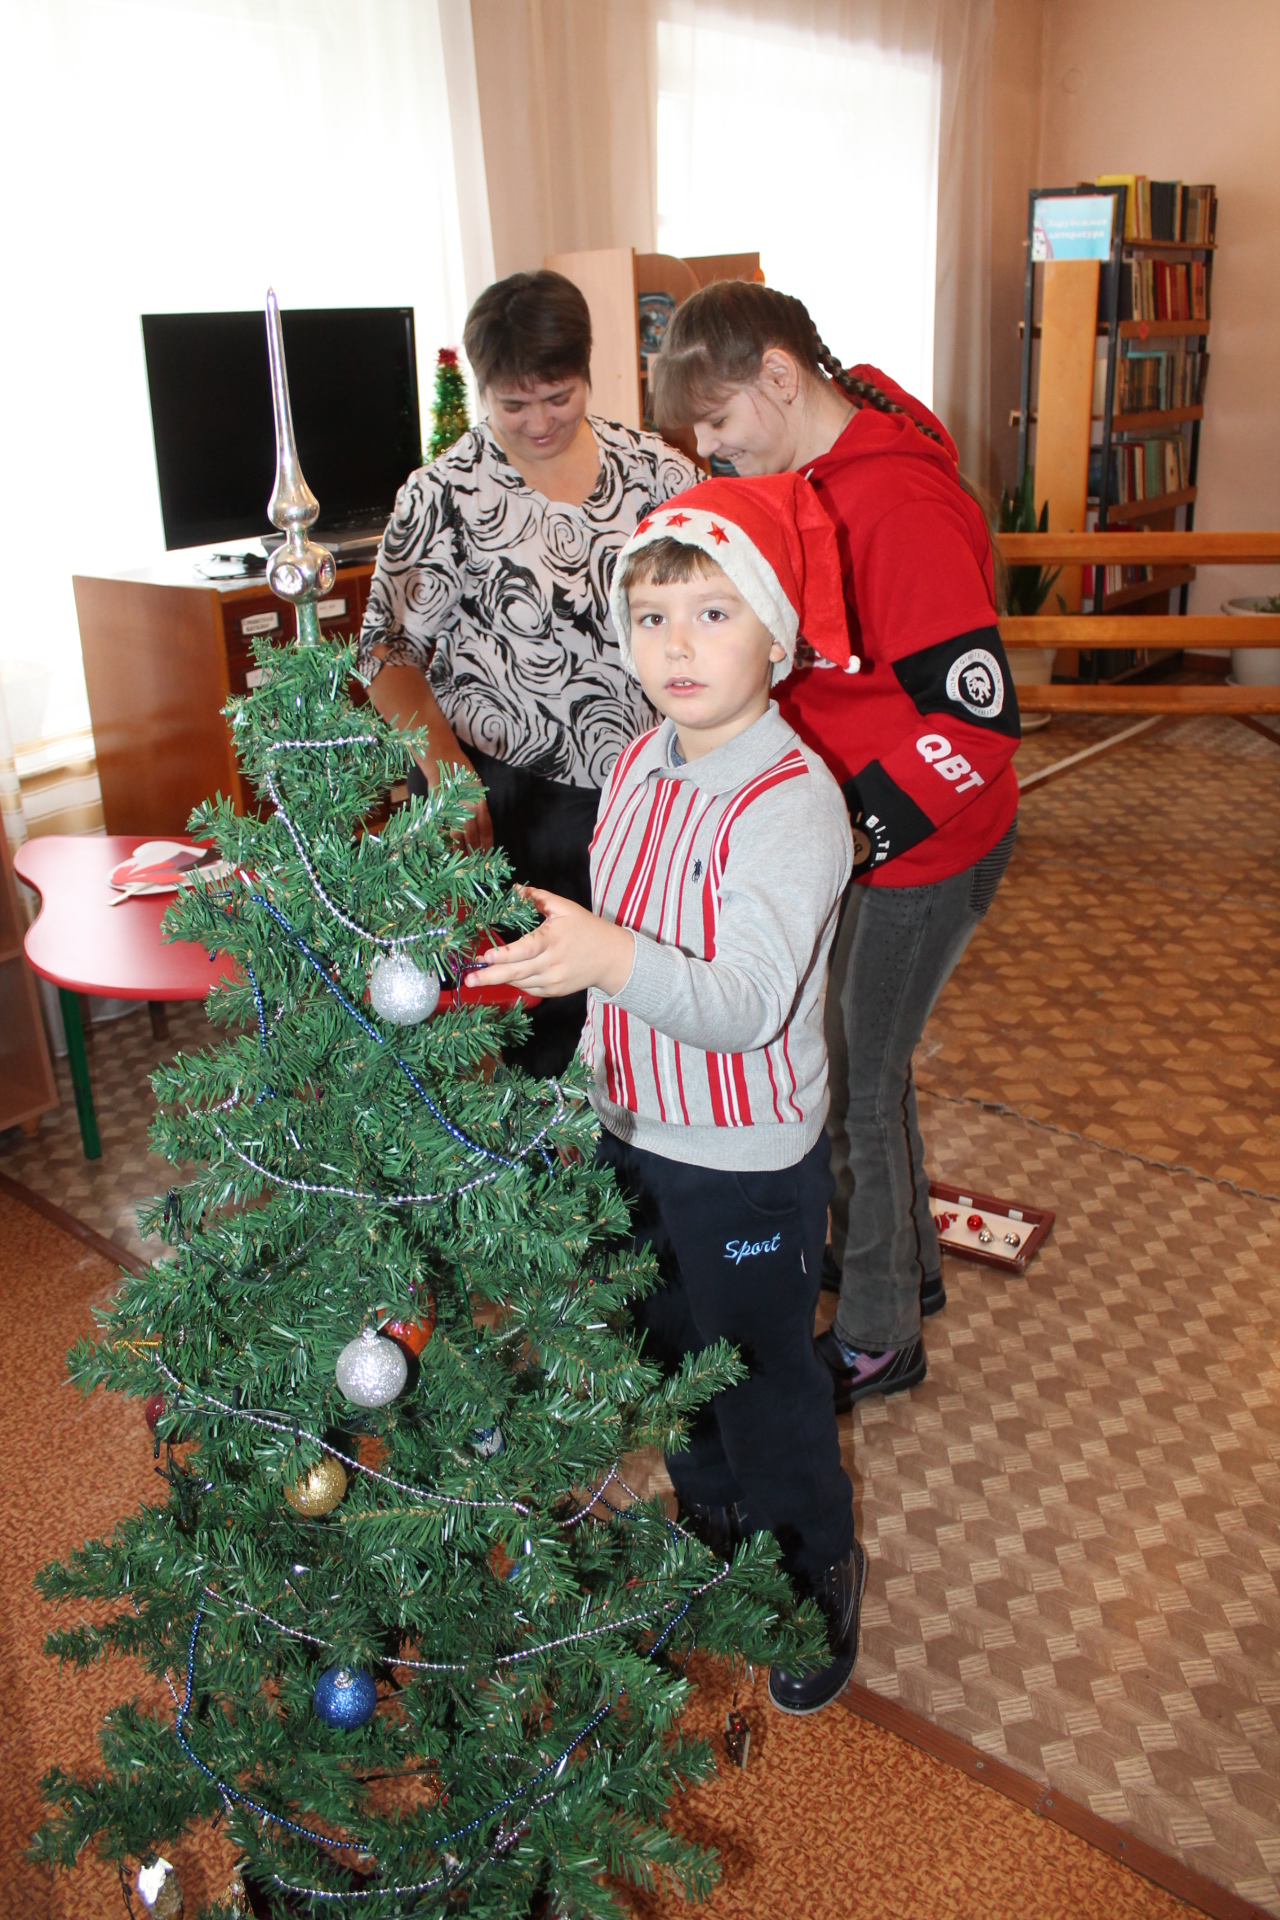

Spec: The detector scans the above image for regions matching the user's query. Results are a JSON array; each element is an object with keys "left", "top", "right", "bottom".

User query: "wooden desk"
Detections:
[{"left": 72, "top": 557, "right": 374, "bottom": 836}]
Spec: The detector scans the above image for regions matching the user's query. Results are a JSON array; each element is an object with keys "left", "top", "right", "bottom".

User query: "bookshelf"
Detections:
[{"left": 1015, "top": 179, "right": 1217, "bottom": 674}]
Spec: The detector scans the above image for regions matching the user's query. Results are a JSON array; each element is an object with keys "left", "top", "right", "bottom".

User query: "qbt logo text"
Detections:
[
  {"left": 724, "top": 1233, "right": 782, "bottom": 1264},
  {"left": 917, "top": 733, "right": 984, "bottom": 795}
]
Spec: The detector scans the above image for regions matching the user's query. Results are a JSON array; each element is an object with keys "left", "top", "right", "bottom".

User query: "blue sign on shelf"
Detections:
[{"left": 1032, "top": 195, "right": 1115, "bottom": 262}]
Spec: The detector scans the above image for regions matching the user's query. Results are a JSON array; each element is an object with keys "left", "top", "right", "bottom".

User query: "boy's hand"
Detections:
[{"left": 465, "top": 889, "right": 634, "bottom": 998}]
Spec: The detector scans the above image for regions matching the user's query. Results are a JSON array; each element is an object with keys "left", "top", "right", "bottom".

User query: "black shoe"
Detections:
[
  {"left": 675, "top": 1497, "right": 750, "bottom": 1561},
  {"left": 768, "top": 1540, "right": 867, "bottom": 1715},
  {"left": 815, "top": 1327, "right": 927, "bottom": 1412}
]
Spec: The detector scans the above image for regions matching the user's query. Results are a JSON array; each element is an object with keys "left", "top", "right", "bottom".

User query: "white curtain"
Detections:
[
  {"left": 655, "top": 7, "right": 941, "bottom": 409},
  {"left": 0, "top": 0, "right": 491, "bottom": 822},
  {"left": 470, "top": 0, "right": 993, "bottom": 480}
]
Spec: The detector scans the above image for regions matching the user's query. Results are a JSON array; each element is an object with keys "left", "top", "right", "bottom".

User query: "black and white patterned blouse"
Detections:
[{"left": 358, "top": 417, "right": 698, "bottom": 790}]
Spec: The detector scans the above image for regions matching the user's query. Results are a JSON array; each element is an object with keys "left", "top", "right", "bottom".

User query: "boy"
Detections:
[{"left": 468, "top": 474, "right": 863, "bottom": 1713}]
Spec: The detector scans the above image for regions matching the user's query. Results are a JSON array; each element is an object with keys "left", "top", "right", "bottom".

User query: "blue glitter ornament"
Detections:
[{"left": 312, "top": 1665, "right": 377, "bottom": 1729}]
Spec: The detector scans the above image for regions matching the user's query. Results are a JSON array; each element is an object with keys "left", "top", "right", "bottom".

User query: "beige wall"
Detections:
[{"left": 1035, "top": 0, "right": 1280, "bottom": 607}]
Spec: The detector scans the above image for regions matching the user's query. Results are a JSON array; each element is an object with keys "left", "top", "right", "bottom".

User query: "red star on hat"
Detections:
[
  {"left": 709, "top": 522, "right": 730, "bottom": 545},
  {"left": 666, "top": 512, "right": 691, "bottom": 527},
  {"left": 636, "top": 516, "right": 652, "bottom": 535}
]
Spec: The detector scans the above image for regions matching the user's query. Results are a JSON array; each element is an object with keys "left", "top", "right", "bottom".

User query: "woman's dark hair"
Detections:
[
  {"left": 462, "top": 270, "right": 592, "bottom": 393},
  {"left": 649, "top": 281, "right": 945, "bottom": 449}
]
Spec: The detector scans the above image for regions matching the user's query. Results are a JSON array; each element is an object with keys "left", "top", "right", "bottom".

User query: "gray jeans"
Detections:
[{"left": 825, "top": 820, "right": 1017, "bottom": 1350}]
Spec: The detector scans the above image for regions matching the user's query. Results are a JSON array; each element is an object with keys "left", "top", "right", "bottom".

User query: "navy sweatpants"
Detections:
[{"left": 597, "top": 1127, "right": 854, "bottom": 1586}]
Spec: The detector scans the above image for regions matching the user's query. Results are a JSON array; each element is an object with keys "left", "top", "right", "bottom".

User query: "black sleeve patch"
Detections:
[
  {"left": 843, "top": 764, "right": 936, "bottom": 874},
  {"left": 892, "top": 625, "right": 1022, "bottom": 739}
]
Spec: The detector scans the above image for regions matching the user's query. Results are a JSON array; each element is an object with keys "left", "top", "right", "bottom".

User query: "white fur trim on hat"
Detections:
[{"left": 609, "top": 506, "right": 799, "bottom": 686}]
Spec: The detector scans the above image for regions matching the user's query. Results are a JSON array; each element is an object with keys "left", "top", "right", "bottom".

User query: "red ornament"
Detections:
[
  {"left": 144, "top": 1393, "right": 165, "bottom": 1432},
  {"left": 383, "top": 1298, "right": 437, "bottom": 1358},
  {"left": 438, "top": 346, "right": 459, "bottom": 366},
  {"left": 966, "top": 1213, "right": 984, "bottom": 1232}
]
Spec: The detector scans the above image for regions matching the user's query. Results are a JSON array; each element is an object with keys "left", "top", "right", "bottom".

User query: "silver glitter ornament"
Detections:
[
  {"left": 1004, "top": 1230, "right": 1022, "bottom": 1248},
  {"left": 369, "top": 951, "right": 440, "bottom": 1025},
  {"left": 472, "top": 1423, "right": 505, "bottom": 1459},
  {"left": 978, "top": 1228, "right": 993, "bottom": 1244},
  {"left": 335, "top": 1326, "right": 408, "bottom": 1408}
]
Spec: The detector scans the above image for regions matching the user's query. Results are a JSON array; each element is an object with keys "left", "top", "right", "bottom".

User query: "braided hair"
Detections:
[{"left": 650, "top": 281, "right": 947, "bottom": 450}]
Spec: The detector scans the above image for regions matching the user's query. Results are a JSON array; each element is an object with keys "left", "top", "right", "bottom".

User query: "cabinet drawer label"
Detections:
[
  {"left": 241, "top": 610, "right": 279, "bottom": 636},
  {"left": 317, "top": 597, "right": 347, "bottom": 619}
]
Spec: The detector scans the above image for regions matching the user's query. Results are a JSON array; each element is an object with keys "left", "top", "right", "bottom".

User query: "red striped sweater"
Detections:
[{"left": 583, "top": 706, "right": 853, "bottom": 1171}]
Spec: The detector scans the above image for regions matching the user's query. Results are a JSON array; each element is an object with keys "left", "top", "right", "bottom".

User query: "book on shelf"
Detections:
[
  {"left": 1116, "top": 257, "right": 1209, "bottom": 323},
  {"left": 1089, "top": 436, "right": 1189, "bottom": 506},
  {"left": 1095, "top": 174, "right": 1216, "bottom": 243},
  {"left": 1087, "top": 564, "right": 1156, "bottom": 604},
  {"left": 1115, "top": 344, "right": 1208, "bottom": 414}
]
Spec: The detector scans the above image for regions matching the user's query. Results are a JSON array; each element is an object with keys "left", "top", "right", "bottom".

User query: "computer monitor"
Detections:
[{"left": 141, "top": 306, "right": 422, "bottom": 550}]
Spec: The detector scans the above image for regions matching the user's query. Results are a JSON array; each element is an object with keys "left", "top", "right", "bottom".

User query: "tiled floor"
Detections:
[
  {"left": 0, "top": 999, "right": 215, "bottom": 1262},
  {"left": 5, "top": 712, "right": 1280, "bottom": 1915}
]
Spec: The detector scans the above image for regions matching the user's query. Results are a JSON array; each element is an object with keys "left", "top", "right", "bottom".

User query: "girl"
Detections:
[{"left": 650, "top": 283, "right": 1019, "bottom": 1410}]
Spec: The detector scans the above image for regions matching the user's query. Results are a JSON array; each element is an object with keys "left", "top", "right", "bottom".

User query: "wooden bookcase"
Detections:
[
  {"left": 72, "top": 560, "right": 375, "bottom": 836},
  {"left": 0, "top": 825, "right": 58, "bottom": 1137},
  {"left": 1016, "top": 183, "right": 1216, "bottom": 676},
  {"left": 543, "top": 247, "right": 762, "bottom": 441}
]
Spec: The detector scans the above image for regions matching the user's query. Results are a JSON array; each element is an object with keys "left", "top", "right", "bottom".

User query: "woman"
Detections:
[
  {"left": 359, "top": 270, "right": 697, "bottom": 1074},
  {"left": 650, "top": 282, "right": 1019, "bottom": 1410}
]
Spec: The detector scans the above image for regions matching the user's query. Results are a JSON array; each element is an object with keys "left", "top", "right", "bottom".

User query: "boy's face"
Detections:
[{"left": 627, "top": 564, "right": 785, "bottom": 760}]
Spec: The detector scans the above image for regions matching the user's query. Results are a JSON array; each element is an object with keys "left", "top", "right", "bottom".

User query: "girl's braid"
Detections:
[{"left": 793, "top": 298, "right": 947, "bottom": 448}]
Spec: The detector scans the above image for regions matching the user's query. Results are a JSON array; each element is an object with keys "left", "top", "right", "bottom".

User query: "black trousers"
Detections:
[
  {"left": 597, "top": 1128, "right": 855, "bottom": 1585},
  {"left": 407, "top": 747, "right": 599, "bottom": 1078}
]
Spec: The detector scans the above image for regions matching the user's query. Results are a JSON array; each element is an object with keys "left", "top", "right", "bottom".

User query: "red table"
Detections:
[
  {"left": 15, "top": 835, "right": 234, "bottom": 1159},
  {"left": 16, "top": 834, "right": 536, "bottom": 1162}
]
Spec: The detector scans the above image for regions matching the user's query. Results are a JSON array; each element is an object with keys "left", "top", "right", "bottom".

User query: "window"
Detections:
[{"left": 656, "top": 12, "right": 941, "bottom": 405}]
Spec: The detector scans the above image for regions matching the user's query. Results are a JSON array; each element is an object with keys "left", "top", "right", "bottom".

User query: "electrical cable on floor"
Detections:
[{"left": 919, "top": 1085, "right": 1280, "bottom": 1209}]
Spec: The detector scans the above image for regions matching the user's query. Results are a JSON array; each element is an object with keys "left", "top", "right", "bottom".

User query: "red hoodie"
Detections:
[{"left": 776, "top": 366, "right": 1019, "bottom": 887}]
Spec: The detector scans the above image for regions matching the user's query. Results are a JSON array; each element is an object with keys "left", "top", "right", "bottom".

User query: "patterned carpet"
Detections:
[{"left": 4, "top": 712, "right": 1279, "bottom": 1917}]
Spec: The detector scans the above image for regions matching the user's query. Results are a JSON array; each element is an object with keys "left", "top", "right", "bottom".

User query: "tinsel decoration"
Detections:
[
  {"left": 283, "top": 1456, "right": 348, "bottom": 1516},
  {"left": 368, "top": 950, "right": 441, "bottom": 1026},
  {"left": 313, "top": 1665, "right": 378, "bottom": 1729},
  {"left": 427, "top": 346, "right": 470, "bottom": 461},
  {"left": 334, "top": 1327, "right": 408, "bottom": 1408}
]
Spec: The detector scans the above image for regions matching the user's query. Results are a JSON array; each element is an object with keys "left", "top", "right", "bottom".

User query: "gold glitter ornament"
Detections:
[
  {"left": 136, "top": 1855, "right": 184, "bottom": 1918},
  {"left": 283, "top": 1455, "right": 348, "bottom": 1516}
]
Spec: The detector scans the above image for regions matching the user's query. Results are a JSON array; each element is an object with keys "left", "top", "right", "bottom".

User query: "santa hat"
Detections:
[{"left": 609, "top": 472, "right": 852, "bottom": 685}]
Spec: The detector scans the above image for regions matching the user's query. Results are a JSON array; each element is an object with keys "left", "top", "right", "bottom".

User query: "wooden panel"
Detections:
[
  {"left": 73, "top": 576, "right": 241, "bottom": 835},
  {"left": 544, "top": 247, "right": 641, "bottom": 429},
  {"left": 1034, "top": 259, "right": 1101, "bottom": 612},
  {"left": 998, "top": 532, "right": 1280, "bottom": 565},
  {"left": 684, "top": 252, "right": 763, "bottom": 287},
  {"left": 634, "top": 253, "right": 700, "bottom": 303},
  {"left": 1018, "top": 683, "right": 1280, "bottom": 714},
  {"left": 0, "top": 828, "right": 56, "bottom": 1132},
  {"left": 1002, "top": 614, "right": 1280, "bottom": 648}
]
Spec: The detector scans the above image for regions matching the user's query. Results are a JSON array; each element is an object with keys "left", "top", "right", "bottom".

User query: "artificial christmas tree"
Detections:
[
  {"left": 427, "top": 347, "right": 470, "bottom": 462},
  {"left": 31, "top": 295, "right": 821, "bottom": 1919}
]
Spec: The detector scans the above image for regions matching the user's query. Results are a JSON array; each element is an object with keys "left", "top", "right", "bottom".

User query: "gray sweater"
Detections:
[{"left": 583, "top": 705, "right": 853, "bottom": 1170}]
